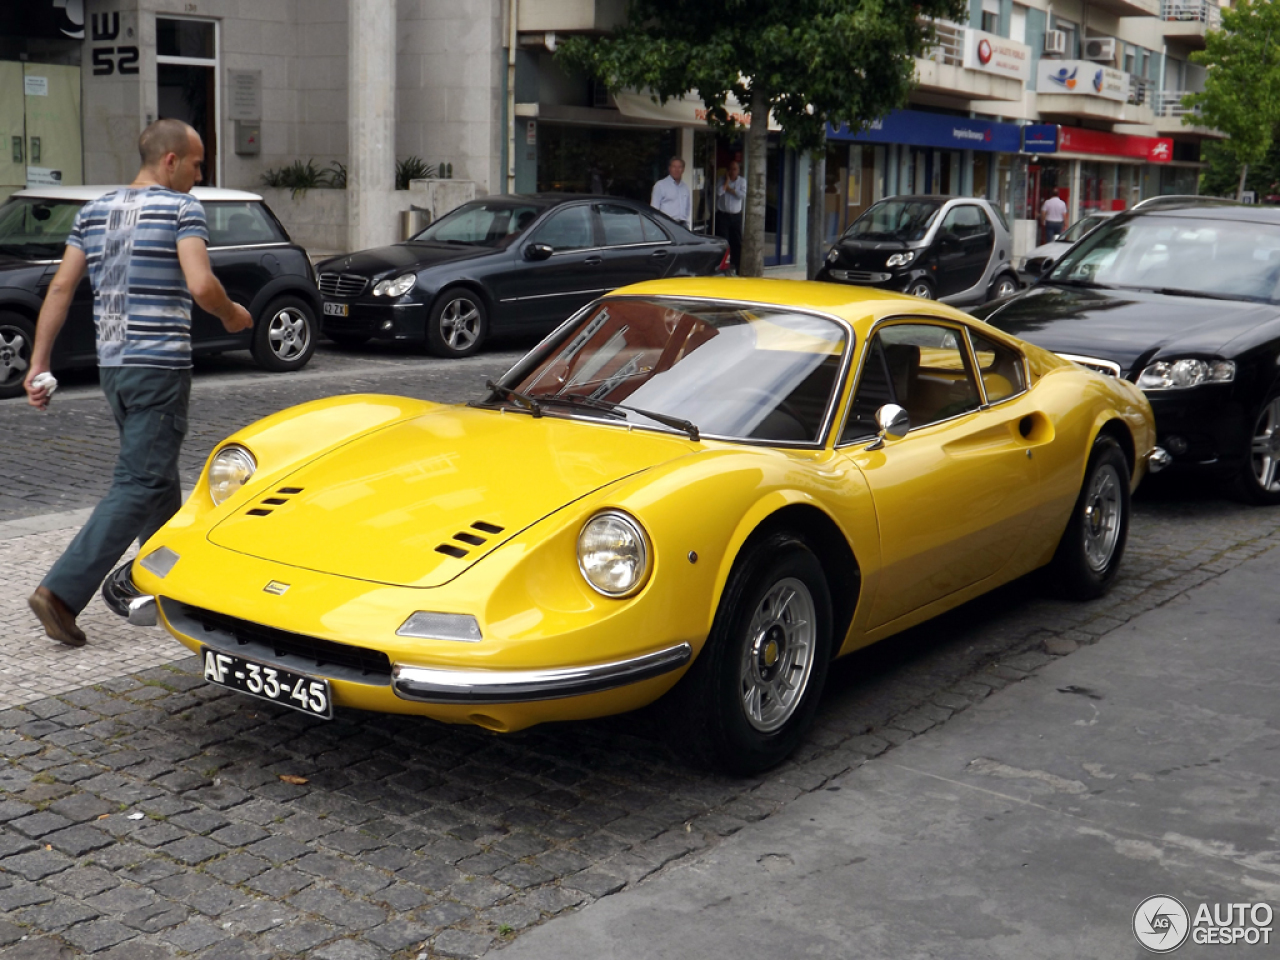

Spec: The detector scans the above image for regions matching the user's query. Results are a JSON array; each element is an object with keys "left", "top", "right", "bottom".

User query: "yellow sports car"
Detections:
[{"left": 105, "top": 278, "right": 1159, "bottom": 774}]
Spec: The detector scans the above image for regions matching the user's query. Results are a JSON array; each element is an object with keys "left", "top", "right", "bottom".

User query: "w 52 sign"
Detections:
[{"left": 90, "top": 12, "right": 139, "bottom": 76}]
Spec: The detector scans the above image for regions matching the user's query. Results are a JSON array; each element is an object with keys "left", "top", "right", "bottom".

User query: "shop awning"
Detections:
[
  {"left": 613, "top": 90, "right": 781, "bottom": 131},
  {"left": 828, "top": 109, "right": 1022, "bottom": 153}
]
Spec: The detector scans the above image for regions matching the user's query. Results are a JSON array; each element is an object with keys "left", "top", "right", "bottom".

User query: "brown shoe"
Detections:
[{"left": 29, "top": 586, "right": 88, "bottom": 647}]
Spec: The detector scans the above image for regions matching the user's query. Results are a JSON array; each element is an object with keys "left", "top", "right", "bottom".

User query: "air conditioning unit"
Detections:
[
  {"left": 1084, "top": 37, "right": 1117, "bottom": 62},
  {"left": 1043, "top": 30, "right": 1067, "bottom": 56}
]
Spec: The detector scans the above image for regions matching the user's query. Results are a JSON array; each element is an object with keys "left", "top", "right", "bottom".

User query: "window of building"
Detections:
[
  {"left": 1010, "top": 4, "right": 1028, "bottom": 43},
  {"left": 981, "top": 0, "right": 1001, "bottom": 35},
  {"left": 1051, "top": 17, "right": 1078, "bottom": 59}
]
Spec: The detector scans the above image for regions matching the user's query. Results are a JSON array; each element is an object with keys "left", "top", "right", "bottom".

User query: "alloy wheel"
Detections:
[
  {"left": 739, "top": 577, "right": 816, "bottom": 733},
  {"left": 267, "top": 305, "right": 311, "bottom": 362},
  {"left": 1249, "top": 396, "right": 1280, "bottom": 493},
  {"left": 1081, "top": 463, "right": 1122, "bottom": 573},
  {"left": 440, "top": 297, "right": 482, "bottom": 352}
]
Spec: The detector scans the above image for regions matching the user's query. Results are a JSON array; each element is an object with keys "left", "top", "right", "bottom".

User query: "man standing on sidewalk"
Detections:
[
  {"left": 716, "top": 160, "right": 746, "bottom": 273},
  {"left": 22, "top": 118, "right": 252, "bottom": 647},
  {"left": 651, "top": 157, "right": 692, "bottom": 229}
]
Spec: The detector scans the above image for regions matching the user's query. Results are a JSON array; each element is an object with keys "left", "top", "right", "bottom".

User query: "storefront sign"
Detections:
[
  {"left": 828, "top": 109, "right": 1021, "bottom": 153},
  {"left": 1037, "top": 60, "right": 1129, "bottom": 102},
  {"left": 26, "top": 167, "right": 63, "bottom": 187},
  {"left": 963, "top": 29, "right": 1031, "bottom": 83},
  {"left": 228, "top": 70, "right": 262, "bottom": 122},
  {"left": 614, "top": 90, "right": 781, "bottom": 131},
  {"left": 1058, "top": 126, "right": 1173, "bottom": 162},
  {"left": 1022, "top": 124, "right": 1058, "bottom": 153}
]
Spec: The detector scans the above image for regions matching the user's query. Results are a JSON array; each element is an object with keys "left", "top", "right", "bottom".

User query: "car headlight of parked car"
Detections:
[
  {"left": 208, "top": 445, "right": 257, "bottom": 505},
  {"left": 577, "top": 511, "right": 651, "bottom": 597},
  {"left": 373, "top": 274, "right": 417, "bottom": 297},
  {"left": 886, "top": 251, "right": 916, "bottom": 268},
  {"left": 825, "top": 247, "right": 839, "bottom": 264},
  {"left": 1136, "top": 358, "right": 1236, "bottom": 391}
]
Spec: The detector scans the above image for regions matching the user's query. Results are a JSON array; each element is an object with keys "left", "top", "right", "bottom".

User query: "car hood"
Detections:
[
  {"left": 979, "top": 284, "right": 1280, "bottom": 376},
  {"left": 208, "top": 406, "right": 695, "bottom": 588},
  {"left": 1023, "top": 241, "right": 1069, "bottom": 262},
  {"left": 317, "top": 241, "right": 495, "bottom": 277},
  {"left": 827, "top": 237, "right": 914, "bottom": 270}
]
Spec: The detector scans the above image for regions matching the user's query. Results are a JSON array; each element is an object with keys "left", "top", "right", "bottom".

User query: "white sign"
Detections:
[
  {"left": 227, "top": 70, "right": 262, "bottom": 121},
  {"left": 963, "top": 30, "right": 1031, "bottom": 83},
  {"left": 24, "top": 75, "right": 48, "bottom": 97},
  {"left": 1037, "top": 60, "right": 1129, "bottom": 102},
  {"left": 26, "top": 167, "right": 63, "bottom": 187}
]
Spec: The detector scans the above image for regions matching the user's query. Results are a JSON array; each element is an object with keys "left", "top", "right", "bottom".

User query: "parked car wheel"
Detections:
[
  {"left": 1232, "top": 392, "right": 1280, "bottom": 505},
  {"left": 0, "top": 311, "right": 35, "bottom": 400},
  {"left": 988, "top": 273, "right": 1020, "bottom": 302},
  {"left": 251, "top": 296, "right": 317, "bottom": 373},
  {"left": 427, "top": 289, "right": 488, "bottom": 359},
  {"left": 326, "top": 332, "right": 371, "bottom": 349},
  {"left": 679, "top": 532, "right": 833, "bottom": 775},
  {"left": 1050, "top": 434, "right": 1130, "bottom": 599},
  {"left": 906, "top": 279, "right": 935, "bottom": 299}
]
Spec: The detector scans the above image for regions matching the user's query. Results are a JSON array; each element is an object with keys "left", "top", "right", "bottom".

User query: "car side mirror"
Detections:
[
  {"left": 525, "top": 243, "right": 554, "bottom": 261},
  {"left": 1038, "top": 258, "right": 1056, "bottom": 277},
  {"left": 865, "top": 403, "right": 910, "bottom": 451}
]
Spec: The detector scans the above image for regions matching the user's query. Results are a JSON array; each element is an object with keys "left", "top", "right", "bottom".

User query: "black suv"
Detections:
[{"left": 0, "top": 186, "right": 322, "bottom": 399}]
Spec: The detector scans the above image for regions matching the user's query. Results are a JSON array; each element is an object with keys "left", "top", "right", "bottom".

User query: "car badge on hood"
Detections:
[{"left": 264, "top": 581, "right": 290, "bottom": 596}]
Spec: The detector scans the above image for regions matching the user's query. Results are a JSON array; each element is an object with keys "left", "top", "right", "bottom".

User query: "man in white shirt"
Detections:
[
  {"left": 1040, "top": 188, "right": 1069, "bottom": 243},
  {"left": 651, "top": 157, "right": 692, "bottom": 228},
  {"left": 716, "top": 160, "right": 745, "bottom": 272}
]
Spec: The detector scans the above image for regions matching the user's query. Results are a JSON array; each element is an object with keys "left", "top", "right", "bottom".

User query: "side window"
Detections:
[
  {"left": 969, "top": 331, "right": 1026, "bottom": 404},
  {"left": 598, "top": 204, "right": 648, "bottom": 246},
  {"left": 941, "top": 204, "right": 985, "bottom": 240},
  {"left": 842, "top": 338, "right": 894, "bottom": 443},
  {"left": 640, "top": 213, "right": 670, "bottom": 243},
  {"left": 529, "top": 205, "right": 595, "bottom": 251},
  {"left": 205, "top": 202, "right": 285, "bottom": 247}
]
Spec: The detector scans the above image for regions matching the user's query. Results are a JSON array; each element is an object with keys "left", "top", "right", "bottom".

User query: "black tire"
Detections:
[
  {"left": 327, "top": 332, "right": 371, "bottom": 349},
  {"left": 988, "top": 272, "right": 1020, "bottom": 302},
  {"left": 0, "top": 311, "right": 36, "bottom": 400},
  {"left": 675, "top": 532, "right": 833, "bottom": 776},
  {"left": 251, "top": 295, "right": 317, "bottom": 372},
  {"left": 1050, "top": 434, "right": 1130, "bottom": 600},
  {"left": 906, "top": 278, "right": 935, "bottom": 299},
  {"left": 1229, "top": 391, "right": 1280, "bottom": 505},
  {"left": 426, "top": 288, "right": 488, "bottom": 358}
]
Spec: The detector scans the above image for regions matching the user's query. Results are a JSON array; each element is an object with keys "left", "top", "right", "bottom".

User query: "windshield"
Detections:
[
  {"left": 497, "top": 297, "right": 849, "bottom": 444},
  {"left": 1049, "top": 215, "right": 1280, "bottom": 303},
  {"left": 412, "top": 201, "right": 543, "bottom": 247},
  {"left": 0, "top": 198, "right": 83, "bottom": 258},
  {"left": 1056, "top": 214, "right": 1108, "bottom": 245},
  {"left": 844, "top": 199, "right": 943, "bottom": 242}
]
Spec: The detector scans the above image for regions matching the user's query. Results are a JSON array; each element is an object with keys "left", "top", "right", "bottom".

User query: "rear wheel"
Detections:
[
  {"left": 675, "top": 532, "right": 832, "bottom": 775},
  {"left": 251, "top": 295, "right": 317, "bottom": 372},
  {"left": 906, "top": 279, "right": 934, "bottom": 299},
  {"left": 1232, "top": 392, "right": 1280, "bottom": 505},
  {"left": 1050, "top": 434, "right": 1130, "bottom": 599},
  {"left": 0, "top": 311, "right": 35, "bottom": 400},
  {"left": 988, "top": 273, "right": 1019, "bottom": 301},
  {"left": 427, "top": 288, "right": 488, "bottom": 358}
]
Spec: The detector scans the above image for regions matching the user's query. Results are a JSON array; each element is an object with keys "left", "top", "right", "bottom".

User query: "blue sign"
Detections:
[
  {"left": 828, "top": 109, "right": 1021, "bottom": 153},
  {"left": 1022, "top": 124, "right": 1059, "bottom": 153}
]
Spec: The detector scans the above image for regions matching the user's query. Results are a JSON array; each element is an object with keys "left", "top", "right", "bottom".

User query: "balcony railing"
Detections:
[
  {"left": 1128, "top": 76, "right": 1149, "bottom": 107},
  {"left": 920, "top": 19, "right": 965, "bottom": 66},
  {"left": 1156, "top": 90, "right": 1202, "bottom": 118},
  {"left": 1161, "top": 1, "right": 1221, "bottom": 28}
]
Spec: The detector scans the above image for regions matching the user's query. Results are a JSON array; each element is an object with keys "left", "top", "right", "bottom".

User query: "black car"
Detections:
[
  {"left": 816, "top": 196, "right": 1020, "bottom": 306},
  {"left": 0, "top": 186, "right": 322, "bottom": 400},
  {"left": 973, "top": 200, "right": 1280, "bottom": 504},
  {"left": 316, "top": 194, "right": 730, "bottom": 358}
]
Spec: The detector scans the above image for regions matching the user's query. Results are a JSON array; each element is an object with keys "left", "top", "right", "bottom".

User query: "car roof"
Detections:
[
  {"left": 1130, "top": 202, "right": 1280, "bottom": 224},
  {"left": 9, "top": 186, "right": 263, "bottom": 202}
]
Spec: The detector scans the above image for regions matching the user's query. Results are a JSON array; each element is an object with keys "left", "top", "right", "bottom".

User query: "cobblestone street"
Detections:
[{"left": 4, "top": 346, "right": 1280, "bottom": 959}]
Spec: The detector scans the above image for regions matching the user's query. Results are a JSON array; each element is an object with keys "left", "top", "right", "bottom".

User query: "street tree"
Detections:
[
  {"left": 558, "top": 0, "right": 967, "bottom": 277},
  {"left": 1185, "top": 0, "right": 1280, "bottom": 200}
]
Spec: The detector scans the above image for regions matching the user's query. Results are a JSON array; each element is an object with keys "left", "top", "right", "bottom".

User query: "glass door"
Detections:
[
  {"left": 764, "top": 135, "right": 795, "bottom": 266},
  {"left": 156, "top": 17, "right": 219, "bottom": 185}
]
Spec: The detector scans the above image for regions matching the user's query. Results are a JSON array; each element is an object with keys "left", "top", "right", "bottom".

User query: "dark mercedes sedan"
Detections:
[
  {"left": 973, "top": 201, "right": 1280, "bottom": 504},
  {"left": 316, "top": 194, "right": 730, "bottom": 358},
  {"left": 0, "top": 186, "right": 322, "bottom": 399}
]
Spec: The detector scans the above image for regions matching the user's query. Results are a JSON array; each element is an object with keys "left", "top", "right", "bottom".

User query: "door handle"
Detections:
[
  {"left": 583, "top": 256, "right": 602, "bottom": 266},
  {"left": 650, "top": 249, "right": 670, "bottom": 259}
]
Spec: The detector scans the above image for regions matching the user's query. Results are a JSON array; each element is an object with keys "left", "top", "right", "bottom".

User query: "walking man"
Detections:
[
  {"left": 716, "top": 160, "right": 746, "bottom": 272},
  {"left": 23, "top": 118, "right": 252, "bottom": 646},
  {"left": 1040, "top": 187, "right": 1068, "bottom": 244},
  {"left": 651, "top": 156, "right": 692, "bottom": 229}
]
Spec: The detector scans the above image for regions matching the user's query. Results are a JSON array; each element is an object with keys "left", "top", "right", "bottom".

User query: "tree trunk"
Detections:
[
  {"left": 807, "top": 147, "right": 826, "bottom": 279},
  {"left": 1238, "top": 162, "right": 1250, "bottom": 202},
  {"left": 740, "top": 87, "right": 769, "bottom": 277}
]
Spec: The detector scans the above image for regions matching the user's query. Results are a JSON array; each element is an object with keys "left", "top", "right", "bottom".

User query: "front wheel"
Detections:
[
  {"left": 1232, "top": 392, "right": 1280, "bottom": 505},
  {"left": 906, "top": 279, "right": 935, "bottom": 299},
  {"left": 988, "top": 273, "right": 1020, "bottom": 302},
  {"left": 1050, "top": 434, "right": 1130, "bottom": 599},
  {"left": 0, "top": 311, "right": 35, "bottom": 400},
  {"left": 675, "top": 532, "right": 832, "bottom": 775},
  {"left": 427, "top": 289, "right": 488, "bottom": 358},
  {"left": 251, "top": 296, "right": 317, "bottom": 372}
]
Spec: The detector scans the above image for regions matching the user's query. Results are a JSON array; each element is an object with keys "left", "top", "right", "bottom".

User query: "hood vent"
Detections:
[
  {"left": 245, "top": 487, "right": 306, "bottom": 518},
  {"left": 433, "top": 520, "right": 507, "bottom": 559}
]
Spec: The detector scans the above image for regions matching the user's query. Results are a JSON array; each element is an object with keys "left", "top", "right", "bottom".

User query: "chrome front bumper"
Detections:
[
  {"left": 392, "top": 643, "right": 693, "bottom": 704},
  {"left": 1146, "top": 446, "right": 1172, "bottom": 474},
  {"left": 101, "top": 562, "right": 158, "bottom": 627}
]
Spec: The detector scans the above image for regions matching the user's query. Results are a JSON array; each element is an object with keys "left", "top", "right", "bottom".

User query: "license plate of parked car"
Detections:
[
  {"left": 322, "top": 302, "right": 348, "bottom": 317},
  {"left": 201, "top": 647, "right": 333, "bottom": 718}
]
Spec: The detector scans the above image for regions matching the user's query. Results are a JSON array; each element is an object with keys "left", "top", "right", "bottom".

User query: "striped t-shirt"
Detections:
[{"left": 66, "top": 186, "right": 209, "bottom": 368}]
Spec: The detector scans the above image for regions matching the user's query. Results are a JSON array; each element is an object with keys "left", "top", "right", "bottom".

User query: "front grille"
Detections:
[
  {"left": 167, "top": 600, "right": 392, "bottom": 684},
  {"left": 1058, "top": 353, "right": 1122, "bottom": 378},
  {"left": 318, "top": 273, "right": 369, "bottom": 298},
  {"left": 831, "top": 269, "right": 891, "bottom": 283}
]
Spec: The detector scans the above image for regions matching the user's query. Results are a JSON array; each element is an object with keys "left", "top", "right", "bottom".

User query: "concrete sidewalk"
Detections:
[{"left": 494, "top": 545, "right": 1280, "bottom": 959}]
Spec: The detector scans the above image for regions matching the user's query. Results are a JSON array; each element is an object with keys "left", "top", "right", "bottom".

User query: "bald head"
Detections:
[{"left": 139, "top": 118, "right": 197, "bottom": 167}]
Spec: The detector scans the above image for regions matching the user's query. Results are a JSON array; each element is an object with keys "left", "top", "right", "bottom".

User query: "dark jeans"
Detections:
[
  {"left": 717, "top": 211, "right": 743, "bottom": 272},
  {"left": 43, "top": 366, "right": 191, "bottom": 613},
  {"left": 1044, "top": 221, "right": 1064, "bottom": 243}
]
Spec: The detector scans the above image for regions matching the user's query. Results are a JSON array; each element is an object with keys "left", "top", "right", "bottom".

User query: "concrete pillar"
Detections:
[{"left": 349, "top": 0, "right": 396, "bottom": 253}]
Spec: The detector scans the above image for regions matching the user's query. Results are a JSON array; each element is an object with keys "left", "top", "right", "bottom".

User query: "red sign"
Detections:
[{"left": 1058, "top": 126, "right": 1173, "bottom": 163}]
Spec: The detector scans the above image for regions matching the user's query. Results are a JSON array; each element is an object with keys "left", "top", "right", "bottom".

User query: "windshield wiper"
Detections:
[
  {"left": 1144, "top": 287, "right": 1266, "bottom": 303},
  {"left": 541, "top": 393, "right": 701, "bottom": 442},
  {"left": 485, "top": 380, "right": 542, "bottom": 417},
  {"left": 1045, "top": 277, "right": 1110, "bottom": 289}
]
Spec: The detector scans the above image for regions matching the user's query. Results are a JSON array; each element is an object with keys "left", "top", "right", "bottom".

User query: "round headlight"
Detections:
[
  {"left": 886, "top": 251, "right": 916, "bottom": 268},
  {"left": 577, "top": 511, "right": 651, "bottom": 597},
  {"left": 208, "top": 445, "right": 256, "bottom": 505}
]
